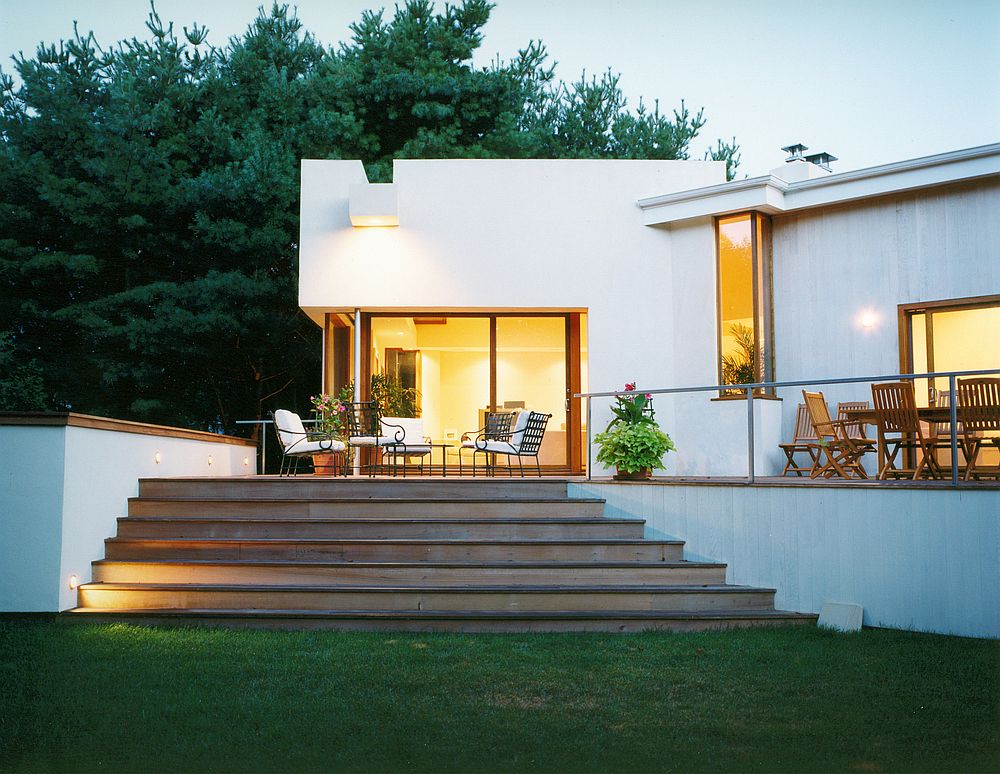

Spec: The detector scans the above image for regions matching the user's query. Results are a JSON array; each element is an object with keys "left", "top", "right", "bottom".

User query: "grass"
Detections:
[{"left": 0, "top": 620, "right": 997, "bottom": 773}]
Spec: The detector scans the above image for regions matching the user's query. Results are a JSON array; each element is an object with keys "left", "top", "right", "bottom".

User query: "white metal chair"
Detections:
[{"left": 272, "top": 409, "right": 346, "bottom": 476}]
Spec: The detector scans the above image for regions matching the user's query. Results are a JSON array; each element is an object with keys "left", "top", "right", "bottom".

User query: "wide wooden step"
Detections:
[
  {"left": 66, "top": 607, "right": 818, "bottom": 632},
  {"left": 138, "top": 477, "right": 574, "bottom": 501},
  {"left": 90, "top": 560, "right": 728, "bottom": 587},
  {"left": 113, "top": 516, "right": 646, "bottom": 541},
  {"left": 76, "top": 582, "right": 775, "bottom": 612},
  {"left": 104, "top": 538, "right": 683, "bottom": 563},
  {"left": 127, "top": 498, "right": 607, "bottom": 519}
]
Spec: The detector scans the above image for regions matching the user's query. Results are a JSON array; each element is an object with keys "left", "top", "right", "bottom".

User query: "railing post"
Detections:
[
  {"left": 746, "top": 385, "right": 755, "bottom": 484},
  {"left": 949, "top": 374, "right": 958, "bottom": 488},
  {"left": 261, "top": 422, "right": 267, "bottom": 475},
  {"left": 586, "top": 396, "right": 592, "bottom": 481}
]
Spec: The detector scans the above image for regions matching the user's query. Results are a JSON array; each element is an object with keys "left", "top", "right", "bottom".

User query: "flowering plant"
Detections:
[
  {"left": 606, "top": 382, "right": 656, "bottom": 428},
  {"left": 309, "top": 393, "right": 346, "bottom": 438},
  {"left": 594, "top": 382, "right": 675, "bottom": 474}
]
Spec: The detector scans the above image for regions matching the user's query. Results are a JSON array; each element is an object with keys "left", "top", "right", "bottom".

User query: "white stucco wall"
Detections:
[
  {"left": 0, "top": 420, "right": 256, "bottom": 612},
  {"left": 298, "top": 158, "right": 727, "bottom": 475},
  {"left": 571, "top": 482, "right": 1000, "bottom": 639}
]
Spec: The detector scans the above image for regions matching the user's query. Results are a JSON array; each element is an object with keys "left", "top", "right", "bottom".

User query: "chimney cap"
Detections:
[
  {"left": 781, "top": 143, "right": 809, "bottom": 161},
  {"left": 804, "top": 151, "right": 838, "bottom": 171}
]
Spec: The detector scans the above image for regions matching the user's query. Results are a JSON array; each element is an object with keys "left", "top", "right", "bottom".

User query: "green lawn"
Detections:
[{"left": 1, "top": 620, "right": 997, "bottom": 773}]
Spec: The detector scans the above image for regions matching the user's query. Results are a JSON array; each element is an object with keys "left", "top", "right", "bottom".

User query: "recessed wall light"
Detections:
[{"left": 68, "top": 574, "right": 79, "bottom": 590}]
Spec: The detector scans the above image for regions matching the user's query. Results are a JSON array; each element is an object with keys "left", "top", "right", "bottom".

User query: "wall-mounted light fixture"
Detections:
[
  {"left": 68, "top": 574, "right": 79, "bottom": 590},
  {"left": 207, "top": 455, "right": 214, "bottom": 466},
  {"left": 349, "top": 183, "right": 399, "bottom": 227},
  {"left": 860, "top": 311, "right": 877, "bottom": 329},
  {"left": 154, "top": 452, "right": 162, "bottom": 464},
  {"left": 243, "top": 457, "right": 250, "bottom": 467}
]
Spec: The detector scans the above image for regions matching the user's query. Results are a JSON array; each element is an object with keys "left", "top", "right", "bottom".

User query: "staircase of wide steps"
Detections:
[{"left": 69, "top": 477, "right": 815, "bottom": 632}]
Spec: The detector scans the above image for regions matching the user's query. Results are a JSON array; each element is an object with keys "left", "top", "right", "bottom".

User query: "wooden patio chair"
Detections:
[
  {"left": 870, "top": 382, "right": 946, "bottom": 480},
  {"left": 957, "top": 377, "right": 1000, "bottom": 480},
  {"left": 836, "top": 401, "right": 875, "bottom": 442},
  {"left": 271, "top": 409, "right": 346, "bottom": 476},
  {"left": 802, "top": 391, "right": 871, "bottom": 479},
  {"left": 779, "top": 403, "right": 819, "bottom": 476}
]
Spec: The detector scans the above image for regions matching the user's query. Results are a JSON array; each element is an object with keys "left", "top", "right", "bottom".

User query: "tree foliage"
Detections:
[{"left": 0, "top": 1, "right": 740, "bottom": 431}]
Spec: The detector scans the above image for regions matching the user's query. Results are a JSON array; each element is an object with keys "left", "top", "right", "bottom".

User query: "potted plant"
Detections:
[
  {"left": 593, "top": 382, "right": 676, "bottom": 480},
  {"left": 309, "top": 392, "right": 347, "bottom": 475}
]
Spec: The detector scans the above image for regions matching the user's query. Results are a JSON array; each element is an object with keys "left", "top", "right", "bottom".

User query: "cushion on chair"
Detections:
[
  {"left": 380, "top": 417, "right": 425, "bottom": 444},
  {"left": 274, "top": 409, "right": 307, "bottom": 450},
  {"left": 478, "top": 439, "right": 519, "bottom": 455},
  {"left": 286, "top": 438, "right": 346, "bottom": 455},
  {"left": 508, "top": 409, "right": 532, "bottom": 452},
  {"left": 349, "top": 435, "right": 400, "bottom": 447}
]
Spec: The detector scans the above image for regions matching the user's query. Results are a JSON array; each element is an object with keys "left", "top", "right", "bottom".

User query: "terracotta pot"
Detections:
[
  {"left": 312, "top": 452, "right": 342, "bottom": 476},
  {"left": 613, "top": 466, "right": 652, "bottom": 481}
]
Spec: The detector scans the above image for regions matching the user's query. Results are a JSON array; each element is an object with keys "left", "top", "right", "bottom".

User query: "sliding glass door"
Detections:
[{"left": 343, "top": 312, "right": 585, "bottom": 471}]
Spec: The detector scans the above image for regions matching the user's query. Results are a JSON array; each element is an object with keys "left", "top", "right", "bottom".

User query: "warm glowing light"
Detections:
[
  {"left": 243, "top": 457, "right": 250, "bottom": 467},
  {"left": 68, "top": 574, "right": 79, "bottom": 590},
  {"left": 154, "top": 452, "right": 162, "bottom": 464},
  {"left": 860, "top": 311, "right": 877, "bottom": 329},
  {"left": 207, "top": 455, "right": 214, "bottom": 466}
]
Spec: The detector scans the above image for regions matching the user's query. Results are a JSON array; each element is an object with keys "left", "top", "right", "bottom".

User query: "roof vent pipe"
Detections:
[
  {"left": 781, "top": 143, "right": 809, "bottom": 162},
  {"left": 804, "top": 151, "right": 838, "bottom": 172}
]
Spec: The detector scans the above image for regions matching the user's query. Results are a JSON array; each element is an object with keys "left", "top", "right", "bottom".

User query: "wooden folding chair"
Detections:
[
  {"left": 802, "top": 391, "right": 871, "bottom": 479},
  {"left": 779, "top": 403, "right": 819, "bottom": 476},
  {"left": 870, "top": 382, "right": 946, "bottom": 480},
  {"left": 957, "top": 377, "right": 1000, "bottom": 480}
]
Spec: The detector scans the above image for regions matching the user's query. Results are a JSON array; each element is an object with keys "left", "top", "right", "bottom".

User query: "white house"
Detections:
[{"left": 297, "top": 143, "right": 1000, "bottom": 477}]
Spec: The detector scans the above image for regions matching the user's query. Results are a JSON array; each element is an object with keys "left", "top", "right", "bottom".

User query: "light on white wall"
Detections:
[
  {"left": 349, "top": 183, "right": 399, "bottom": 227},
  {"left": 243, "top": 457, "right": 250, "bottom": 467},
  {"left": 154, "top": 452, "right": 162, "bottom": 464},
  {"left": 68, "top": 574, "right": 79, "bottom": 590},
  {"left": 207, "top": 455, "right": 214, "bottom": 466},
  {"left": 859, "top": 310, "right": 878, "bottom": 329}
]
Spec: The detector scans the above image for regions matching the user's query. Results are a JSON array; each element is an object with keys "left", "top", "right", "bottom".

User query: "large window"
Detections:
[
  {"left": 716, "top": 213, "right": 773, "bottom": 393},
  {"left": 900, "top": 295, "right": 1000, "bottom": 406}
]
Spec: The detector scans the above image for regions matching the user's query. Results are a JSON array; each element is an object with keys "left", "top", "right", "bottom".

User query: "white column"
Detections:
[{"left": 353, "top": 309, "right": 362, "bottom": 476}]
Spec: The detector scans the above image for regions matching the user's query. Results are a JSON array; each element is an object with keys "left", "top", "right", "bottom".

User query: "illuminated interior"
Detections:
[
  {"left": 324, "top": 313, "right": 588, "bottom": 469},
  {"left": 717, "top": 214, "right": 755, "bottom": 386},
  {"left": 909, "top": 301, "right": 1000, "bottom": 462}
]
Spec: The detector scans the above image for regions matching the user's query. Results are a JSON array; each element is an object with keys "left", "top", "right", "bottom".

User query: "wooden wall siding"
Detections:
[
  {"left": 770, "top": 178, "right": 1000, "bottom": 446},
  {"left": 772, "top": 178, "right": 1000, "bottom": 382},
  {"left": 570, "top": 482, "right": 1000, "bottom": 639}
]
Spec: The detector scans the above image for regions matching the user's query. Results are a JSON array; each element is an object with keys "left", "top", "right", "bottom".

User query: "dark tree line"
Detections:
[{"left": 0, "top": 1, "right": 739, "bottom": 433}]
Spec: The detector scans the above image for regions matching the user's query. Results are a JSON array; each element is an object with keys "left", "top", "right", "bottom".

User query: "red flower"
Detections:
[
  {"left": 624, "top": 382, "right": 636, "bottom": 391},
  {"left": 645, "top": 393, "right": 653, "bottom": 400}
]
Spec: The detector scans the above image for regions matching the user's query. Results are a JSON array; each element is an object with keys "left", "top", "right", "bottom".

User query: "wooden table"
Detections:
[{"left": 842, "top": 406, "right": 957, "bottom": 478}]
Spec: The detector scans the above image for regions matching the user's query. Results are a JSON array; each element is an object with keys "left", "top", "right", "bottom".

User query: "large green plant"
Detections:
[
  {"left": 343, "top": 374, "right": 420, "bottom": 418},
  {"left": 594, "top": 382, "right": 675, "bottom": 473},
  {"left": 594, "top": 422, "right": 675, "bottom": 474}
]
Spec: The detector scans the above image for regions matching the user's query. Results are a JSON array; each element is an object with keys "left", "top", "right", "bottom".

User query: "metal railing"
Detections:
[{"left": 576, "top": 367, "right": 1000, "bottom": 486}]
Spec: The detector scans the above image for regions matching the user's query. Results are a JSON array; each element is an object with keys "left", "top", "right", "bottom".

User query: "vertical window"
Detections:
[{"left": 716, "top": 213, "right": 773, "bottom": 394}]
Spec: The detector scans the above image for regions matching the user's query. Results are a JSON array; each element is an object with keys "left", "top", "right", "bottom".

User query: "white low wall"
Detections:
[
  {"left": 0, "top": 414, "right": 257, "bottom": 612},
  {"left": 570, "top": 481, "right": 1000, "bottom": 639}
]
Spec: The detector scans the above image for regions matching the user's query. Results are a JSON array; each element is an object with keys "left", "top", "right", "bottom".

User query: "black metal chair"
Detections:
[
  {"left": 458, "top": 411, "right": 515, "bottom": 477},
  {"left": 344, "top": 401, "right": 400, "bottom": 476},
  {"left": 464, "top": 411, "right": 552, "bottom": 477}
]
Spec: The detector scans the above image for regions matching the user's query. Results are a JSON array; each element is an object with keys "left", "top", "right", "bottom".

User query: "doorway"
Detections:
[{"left": 326, "top": 312, "right": 587, "bottom": 472}]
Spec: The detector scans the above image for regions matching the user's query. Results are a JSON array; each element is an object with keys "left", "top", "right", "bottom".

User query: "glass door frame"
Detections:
[
  {"left": 356, "top": 311, "right": 585, "bottom": 473},
  {"left": 898, "top": 293, "right": 1000, "bottom": 404}
]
